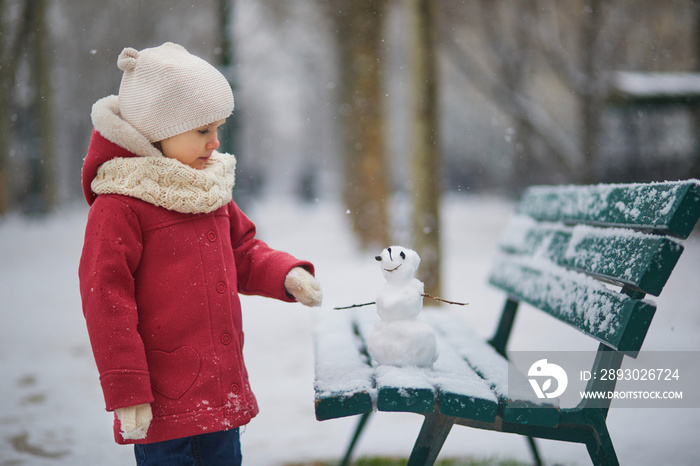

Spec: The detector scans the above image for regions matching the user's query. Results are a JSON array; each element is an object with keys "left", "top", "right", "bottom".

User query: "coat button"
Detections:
[
  {"left": 207, "top": 231, "right": 217, "bottom": 242},
  {"left": 221, "top": 333, "right": 232, "bottom": 345},
  {"left": 230, "top": 383, "right": 240, "bottom": 394},
  {"left": 216, "top": 282, "right": 226, "bottom": 294}
]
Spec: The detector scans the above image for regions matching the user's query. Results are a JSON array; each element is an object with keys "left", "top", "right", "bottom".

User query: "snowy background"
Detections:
[{"left": 1, "top": 194, "right": 699, "bottom": 465}]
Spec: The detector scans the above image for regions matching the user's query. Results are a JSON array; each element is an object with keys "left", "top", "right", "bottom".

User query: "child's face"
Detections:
[{"left": 158, "top": 119, "right": 226, "bottom": 170}]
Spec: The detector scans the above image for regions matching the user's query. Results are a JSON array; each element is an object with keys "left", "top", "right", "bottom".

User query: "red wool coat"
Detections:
[{"left": 79, "top": 97, "right": 313, "bottom": 444}]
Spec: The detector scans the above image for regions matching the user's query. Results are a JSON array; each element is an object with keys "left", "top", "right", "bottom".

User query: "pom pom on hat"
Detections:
[
  {"left": 117, "top": 42, "right": 234, "bottom": 142},
  {"left": 117, "top": 47, "right": 139, "bottom": 72}
]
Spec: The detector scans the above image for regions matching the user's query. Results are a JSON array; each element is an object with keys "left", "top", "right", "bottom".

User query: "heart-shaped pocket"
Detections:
[{"left": 146, "top": 346, "right": 201, "bottom": 400}]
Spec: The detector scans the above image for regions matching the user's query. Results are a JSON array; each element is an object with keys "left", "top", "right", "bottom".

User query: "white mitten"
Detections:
[
  {"left": 284, "top": 267, "right": 323, "bottom": 307},
  {"left": 115, "top": 403, "right": 153, "bottom": 440}
]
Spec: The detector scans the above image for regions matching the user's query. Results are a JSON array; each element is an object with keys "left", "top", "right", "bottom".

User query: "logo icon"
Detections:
[{"left": 528, "top": 358, "right": 568, "bottom": 399}]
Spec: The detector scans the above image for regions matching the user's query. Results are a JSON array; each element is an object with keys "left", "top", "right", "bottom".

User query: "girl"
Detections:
[{"left": 79, "top": 42, "right": 322, "bottom": 465}]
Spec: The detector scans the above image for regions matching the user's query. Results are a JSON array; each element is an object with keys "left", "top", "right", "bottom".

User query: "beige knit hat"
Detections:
[{"left": 117, "top": 42, "right": 234, "bottom": 142}]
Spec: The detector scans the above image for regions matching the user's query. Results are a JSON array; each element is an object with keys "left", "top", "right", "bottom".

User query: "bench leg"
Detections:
[
  {"left": 525, "top": 436, "right": 544, "bottom": 466},
  {"left": 340, "top": 411, "right": 373, "bottom": 466},
  {"left": 585, "top": 420, "right": 619, "bottom": 466},
  {"left": 406, "top": 413, "right": 454, "bottom": 466}
]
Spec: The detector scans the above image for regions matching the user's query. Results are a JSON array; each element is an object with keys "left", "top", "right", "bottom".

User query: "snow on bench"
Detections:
[
  {"left": 314, "top": 311, "right": 374, "bottom": 421},
  {"left": 314, "top": 310, "right": 500, "bottom": 423},
  {"left": 516, "top": 180, "right": 700, "bottom": 238},
  {"left": 355, "top": 311, "right": 499, "bottom": 422},
  {"left": 499, "top": 214, "right": 684, "bottom": 297},
  {"left": 314, "top": 306, "right": 562, "bottom": 428},
  {"left": 425, "top": 311, "right": 559, "bottom": 427},
  {"left": 488, "top": 253, "right": 656, "bottom": 352}
]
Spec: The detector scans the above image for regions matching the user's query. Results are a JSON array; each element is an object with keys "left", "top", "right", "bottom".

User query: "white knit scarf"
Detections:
[{"left": 92, "top": 152, "right": 236, "bottom": 214}]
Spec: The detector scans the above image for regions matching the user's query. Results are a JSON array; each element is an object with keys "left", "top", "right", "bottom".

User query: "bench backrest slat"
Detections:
[
  {"left": 499, "top": 217, "right": 684, "bottom": 296},
  {"left": 489, "top": 180, "right": 700, "bottom": 353},
  {"left": 516, "top": 181, "right": 700, "bottom": 238},
  {"left": 488, "top": 257, "right": 656, "bottom": 352}
]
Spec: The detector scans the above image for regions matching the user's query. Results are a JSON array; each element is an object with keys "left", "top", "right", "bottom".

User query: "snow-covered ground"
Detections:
[{"left": 1, "top": 194, "right": 699, "bottom": 465}]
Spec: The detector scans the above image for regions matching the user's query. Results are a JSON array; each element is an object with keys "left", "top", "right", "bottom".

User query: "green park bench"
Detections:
[{"left": 313, "top": 180, "right": 700, "bottom": 466}]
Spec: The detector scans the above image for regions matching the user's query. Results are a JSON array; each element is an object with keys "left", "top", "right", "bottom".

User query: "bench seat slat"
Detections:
[
  {"left": 500, "top": 216, "right": 684, "bottom": 296},
  {"left": 375, "top": 366, "right": 436, "bottom": 414},
  {"left": 428, "top": 339, "right": 498, "bottom": 422},
  {"left": 426, "top": 312, "right": 559, "bottom": 427},
  {"left": 488, "top": 256, "right": 656, "bottom": 352},
  {"left": 517, "top": 180, "right": 700, "bottom": 238},
  {"left": 314, "top": 312, "right": 374, "bottom": 420}
]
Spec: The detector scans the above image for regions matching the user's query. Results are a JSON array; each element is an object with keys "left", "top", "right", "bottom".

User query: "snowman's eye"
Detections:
[
  {"left": 400, "top": 251, "right": 406, "bottom": 259},
  {"left": 375, "top": 256, "right": 382, "bottom": 261}
]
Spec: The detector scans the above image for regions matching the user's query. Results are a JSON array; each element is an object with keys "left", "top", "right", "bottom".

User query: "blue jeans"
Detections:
[{"left": 134, "top": 428, "right": 242, "bottom": 466}]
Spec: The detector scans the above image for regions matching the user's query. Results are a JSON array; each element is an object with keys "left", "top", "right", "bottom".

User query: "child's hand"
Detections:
[
  {"left": 115, "top": 403, "right": 152, "bottom": 440},
  {"left": 284, "top": 267, "right": 323, "bottom": 307}
]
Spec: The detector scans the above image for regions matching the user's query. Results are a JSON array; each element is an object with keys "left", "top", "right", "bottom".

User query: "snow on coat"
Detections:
[{"left": 79, "top": 96, "right": 314, "bottom": 445}]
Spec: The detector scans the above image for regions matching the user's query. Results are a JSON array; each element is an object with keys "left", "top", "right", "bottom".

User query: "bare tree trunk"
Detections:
[
  {"left": 0, "top": 0, "right": 9, "bottom": 214},
  {"left": 691, "top": 0, "right": 700, "bottom": 179},
  {"left": 33, "top": 0, "right": 56, "bottom": 212},
  {"left": 409, "top": 0, "right": 442, "bottom": 298},
  {"left": 508, "top": 4, "right": 536, "bottom": 193},
  {"left": 0, "top": 55, "right": 11, "bottom": 214},
  {"left": 216, "top": 0, "right": 238, "bottom": 152},
  {"left": 332, "top": 0, "right": 391, "bottom": 250},
  {"left": 579, "top": 0, "right": 604, "bottom": 184},
  {"left": 0, "top": 0, "right": 32, "bottom": 214}
]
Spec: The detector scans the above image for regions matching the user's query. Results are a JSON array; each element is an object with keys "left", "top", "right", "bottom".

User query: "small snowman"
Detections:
[{"left": 367, "top": 246, "right": 438, "bottom": 368}]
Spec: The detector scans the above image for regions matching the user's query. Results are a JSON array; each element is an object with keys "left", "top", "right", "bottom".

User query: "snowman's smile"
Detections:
[{"left": 384, "top": 264, "right": 402, "bottom": 272}]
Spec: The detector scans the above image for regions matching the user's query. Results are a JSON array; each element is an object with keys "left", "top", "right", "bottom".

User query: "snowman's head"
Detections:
[{"left": 375, "top": 246, "right": 420, "bottom": 284}]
